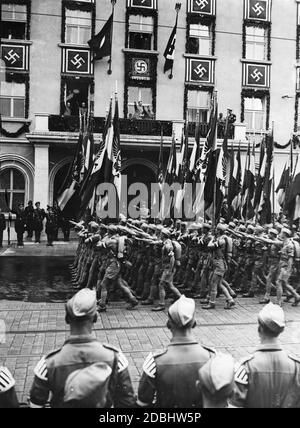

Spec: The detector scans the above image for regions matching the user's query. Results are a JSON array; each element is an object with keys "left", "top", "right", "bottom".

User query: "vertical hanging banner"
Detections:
[
  {"left": 244, "top": 0, "right": 271, "bottom": 21},
  {"left": 188, "top": 0, "right": 216, "bottom": 15}
]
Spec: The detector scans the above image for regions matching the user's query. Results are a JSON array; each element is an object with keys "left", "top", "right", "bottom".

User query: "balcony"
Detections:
[
  {"left": 48, "top": 115, "right": 173, "bottom": 136},
  {"left": 187, "top": 121, "right": 235, "bottom": 139}
]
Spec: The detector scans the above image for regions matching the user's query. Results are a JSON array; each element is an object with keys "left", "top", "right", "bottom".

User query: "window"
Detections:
[
  {"left": 0, "top": 81, "right": 25, "bottom": 118},
  {"left": 128, "top": 15, "right": 154, "bottom": 50},
  {"left": 0, "top": 169, "right": 25, "bottom": 211},
  {"left": 65, "top": 9, "right": 92, "bottom": 45},
  {"left": 244, "top": 97, "right": 266, "bottom": 130},
  {"left": 62, "top": 79, "right": 90, "bottom": 116},
  {"left": 245, "top": 26, "right": 267, "bottom": 61},
  {"left": 187, "top": 24, "right": 212, "bottom": 56},
  {"left": 0, "top": 3, "right": 27, "bottom": 39},
  {"left": 187, "top": 90, "right": 211, "bottom": 123},
  {"left": 127, "top": 87, "right": 153, "bottom": 119}
]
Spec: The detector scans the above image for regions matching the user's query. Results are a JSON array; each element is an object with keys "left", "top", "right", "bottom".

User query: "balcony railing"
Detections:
[
  {"left": 188, "top": 122, "right": 235, "bottom": 139},
  {"left": 48, "top": 115, "right": 173, "bottom": 136}
]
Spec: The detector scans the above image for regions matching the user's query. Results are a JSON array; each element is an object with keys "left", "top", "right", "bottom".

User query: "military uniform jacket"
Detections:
[
  {"left": 231, "top": 343, "right": 300, "bottom": 408},
  {"left": 0, "top": 214, "right": 6, "bottom": 232},
  {"left": 29, "top": 334, "right": 135, "bottom": 408},
  {"left": 137, "top": 337, "right": 215, "bottom": 408},
  {"left": 0, "top": 366, "right": 19, "bottom": 408}
]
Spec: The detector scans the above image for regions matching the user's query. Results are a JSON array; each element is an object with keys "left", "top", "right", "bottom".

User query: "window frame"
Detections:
[
  {"left": 65, "top": 8, "right": 92, "bottom": 46},
  {"left": 0, "top": 168, "right": 26, "bottom": 211},
  {"left": 125, "top": 9, "right": 158, "bottom": 51},
  {"left": 186, "top": 89, "right": 211, "bottom": 123},
  {"left": 186, "top": 15, "right": 216, "bottom": 57},
  {"left": 242, "top": 94, "right": 268, "bottom": 131},
  {"left": 61, "top": 0, "right": 95, "bottom": 45},
  {"left": 0, "top": 0, "right": 31, "bottom": 40},
  {"left": 127, "top": 86, "right": 154, "bottom": 118},
  {"left": 187, "top": 23, "right": 213, "bottom": 56},
  {"left": 183, "top": 85, "right": 213, "bottom": 122},
  {"left": 0, "top": 80, "right": 26, "bottom": 118},
  {"left": 244, "top": 24, "right": 267, "bottom": 61}
]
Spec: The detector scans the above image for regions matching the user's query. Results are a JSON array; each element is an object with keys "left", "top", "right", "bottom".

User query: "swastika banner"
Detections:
[
  {"left": 131, "top": 58, "right": 151, "bottom": 80},
  {"left": 188, "top": 0, "right": 215, "bottom": 15},
  {"left": 186, "top": 58, "right": 215, "bottom": 84},
  {"left": 62, "top": 48, "right": 93, "bottom": 75},
  {"left": 243, "top": 62, "right": 270, "bottom": 88},
  {"left": 1, "top": 45, "right": 27, "bottom": 70},
  {"left": 245, "top": 0, "right": 270, "bottom": 21}
]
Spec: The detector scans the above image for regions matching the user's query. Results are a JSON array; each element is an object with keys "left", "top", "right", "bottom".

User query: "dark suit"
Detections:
[{"left": 0, "top": 214, "right": 6, "bottom": 247}]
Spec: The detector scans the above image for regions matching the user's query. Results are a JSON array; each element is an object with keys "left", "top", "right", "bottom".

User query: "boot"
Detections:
[
  {"left": 242, "top": 291, "right": 255, "bottom": 298},
  {"left": 151, "top": 304, "right": 165, "bottom": 312},
  {"left": 127, "top": 300, "right": 138, "bottom": 310},
  {"left": 259, "top": 298, "right": 270, "bottom": 304},
  {"left": 224, "top": 300, "right": 235, "bottom": 310},
  {"left": 141, "top": 299, "right": 154, "bottom": 306},
  {"left": 202, "top": 303, "right": 215, "bottom": 310}
]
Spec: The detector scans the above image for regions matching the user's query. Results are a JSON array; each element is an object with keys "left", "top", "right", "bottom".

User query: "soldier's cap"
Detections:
[
  {"left": 282, "top": 223, "right": 290, "bottom": 229},
  {"left": 175, "top": 219, "right": 181, "bottom": 224},
  {"left": 198, "top": 353, "right": 235, "bottom": 398},
  {"left": 141, "top": 223, "right": 148, "bottom": 230},
  {"left": 269, "top": 228, "right": 278, "bottom": 236},
  {"left": 147, "top": 224, "right": 156, "bottom": 231},
  {"left": 66, "top": 289, "right": 97, "bottom": 319},
  {"left": 219, "top": 217, "right": 226, "bottom": 224},
  {"left": 161, "top": 228, "right": 171, "bottom": 237},
  {"left": 228, "top": 222, "right": 236, "bottom": 229},
  {"left": 255, "top": 226, "right": 264, "bottom": 234},
  {"left": 247, "top": 224, "right": 255, "bottom": 231},
  {"left": 216, "top": 223, "right": 227, "bottom": 231},
  {"left": 64, "top": 362, "right": 112, "bottom": 406},
  {"left": 202, "top": 223, "right": 211, "bottom": 230},
  {"left": 258, "top": 302, "right": 285, "bottom": 334},
  {"left": 238, "top": 225, "right": 246, "bottom": 232},
  {"left": 108, "top": 224, "right": 118, "bottom": 233},
  {"left": 168, "top": 295, "right": 195, "bottom": 328},
  {"left": 89, "top": 221, "right": 99, "bottom": 230},
  {"left": 281, "top": 227, "right": 292, "bottom": 237},
  {"left": 234, "top": 219, "right": 239, "bottom": 225}
]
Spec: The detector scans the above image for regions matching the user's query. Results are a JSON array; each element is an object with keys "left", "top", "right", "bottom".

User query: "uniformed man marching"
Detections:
[
  {"left": 231, "top": 302, "right": 300, "bottom": 408},
  {"left": 137, "top": 295, "right": 215, "bottom": 408},
  {"left": 29, "top": 288, "right": 135, "bottom": 408}
]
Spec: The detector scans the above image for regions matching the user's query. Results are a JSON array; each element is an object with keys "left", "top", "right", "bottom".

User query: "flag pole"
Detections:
[
  {"left": 108, "top": 0, "right": 116, "bottom": 75},
  {"left": 271, "top": 122, "right": 275, "bottom": 226},
  {"left": 169, "top": 3, "right": 181, "bottom": 80}
]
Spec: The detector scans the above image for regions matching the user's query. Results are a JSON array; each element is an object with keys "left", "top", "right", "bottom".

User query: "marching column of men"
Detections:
[
  {"left": 68, "top": 216, "right": 300, "bottom": 311},
  {"left": 1, "top": 292, "right": 300, "bottom": 408}
]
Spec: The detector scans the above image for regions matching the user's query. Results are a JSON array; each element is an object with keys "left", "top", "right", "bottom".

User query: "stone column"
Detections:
[{"left": 33, "top": 144, "right": 49, "bottom": 209}]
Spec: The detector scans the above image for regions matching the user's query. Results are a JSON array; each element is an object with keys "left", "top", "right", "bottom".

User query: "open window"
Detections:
[
  {"left": 128, "top": 15, "right": 154, "bottom": 50},
  {"left": 244, "top": 96, "right": 266, "bottom": 130},
  {"left": 187, "top": 23, "right": 212, "bottom": 56},
  {"left": 61, "top": 78, "right": 90, "bottom": 116},
  {"left": 127, "top": 86, "right": 154, "bottom": 119},
  {"left": 187, "top": 89, "right": 211, "bottom": 123},
  {"left": 0, "top": 3, "right": 27, "bottom": 40}
]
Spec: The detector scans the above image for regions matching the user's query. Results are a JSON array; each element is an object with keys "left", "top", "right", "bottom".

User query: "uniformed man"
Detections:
[
  {"left": 137, "top": 295, "right": 215, "bottom": 408},
  {"left": 24, "top": 201, "right": 34, "bottom": 240},
  {"left": 231, "top": 302, "right": 300, "bottom": 408},
  {"left": 259, "top": 228, "right": 281, "bottom": 304},
  {"left": 33, "top": 202, "right": 45, "bottom": 244},
  {"left": 0, "top": 366, "right": 19, "bottom": 408},
  {"left": 152, "top": 228, "right": 181, "bottom": 311},
  {"left": 197, "top": 353, "right": 235, "bottom": 408},
  {"left": 29, "top": 289, "right": 135, "bottom": 408},
  {"left": 0, "top": 207, "right": 6, "bottom": 248}
]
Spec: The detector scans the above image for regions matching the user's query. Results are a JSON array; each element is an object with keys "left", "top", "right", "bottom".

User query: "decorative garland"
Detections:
[
  {"left": 61, "top": 0, "right": 96, "bottom": 43},
  {"left": 125, "top": 8, "right": 158, "bottom": 51},
  {"left": 1, "top": 0, "right": 31, "bottom": 40},
  {"left": 123, "top": 52, "right": 157, "bottom": 118},
  {"left": 297, "top": 26, "right": 300, "bottom": 60},
  {"left": 186, "top": 15, "right": 216, "bottom": 55},
  {"left": 183, "top": 84, "right": 213, "bottom": 120},
  {"left": 0, "top": 122, "right": 29, "bottom": 138},
  {"left": 241, "top": 89, "right": 270, "bottom": 130},
  {"left": 60, "top": 75, "right": 94, "bottom": 115},
  {"left": 294, "top": 94, "right": 299, "bottom": 133},
  {"left": 242, "top": 20, "right": 271, "bottom": 61}
]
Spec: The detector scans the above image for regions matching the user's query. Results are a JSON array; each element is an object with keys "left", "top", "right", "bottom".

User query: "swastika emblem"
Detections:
[
  {"left": 190, "top": 60, "right": 211, "bottom": 82},
  {"left": 132, "top": 58, "right": 150, "bottom": 79},
  {"left": 134, "top": 60, "right": 148, "bottom": 74},
  {"left": 249, "top": 0, "right": 267, "bottom": 20},
  {"left": 250, "top": 68, "right": 263, "bottom": 82},
  {"left": 247, "top": 64, "right": 267, "bottom": 86},
  {"left": 4, "top": 49, "right": 20, "bottom": 65},
  {"left": 66, "top": 50, "right": 90, "bottom": 74},
  {"left": 1, "top": 45, "right": 24, "bottom": 69},
  {"left": 195, "top": 0, "right": 208, "bottom": 9},
  {"left": 192, "top": 0, "right": 212, "bottom": 13},
  {"left": 70, "top": 54, "right": 85, "bottom": 69}
]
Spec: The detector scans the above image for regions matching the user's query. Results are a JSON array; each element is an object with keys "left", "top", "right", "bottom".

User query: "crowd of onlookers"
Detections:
[{"left": 0, "top": 201, "right": 71, "bottom": 248}]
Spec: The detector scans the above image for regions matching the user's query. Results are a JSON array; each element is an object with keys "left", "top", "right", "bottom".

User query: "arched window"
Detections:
[{"left": 0, "top": 168, "right": 25, "bottom": 211}]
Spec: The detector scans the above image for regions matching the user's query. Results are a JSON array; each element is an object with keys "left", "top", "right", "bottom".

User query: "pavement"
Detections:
[{"left": 1, "top": 243, "right": 300, "bottom": 405}]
